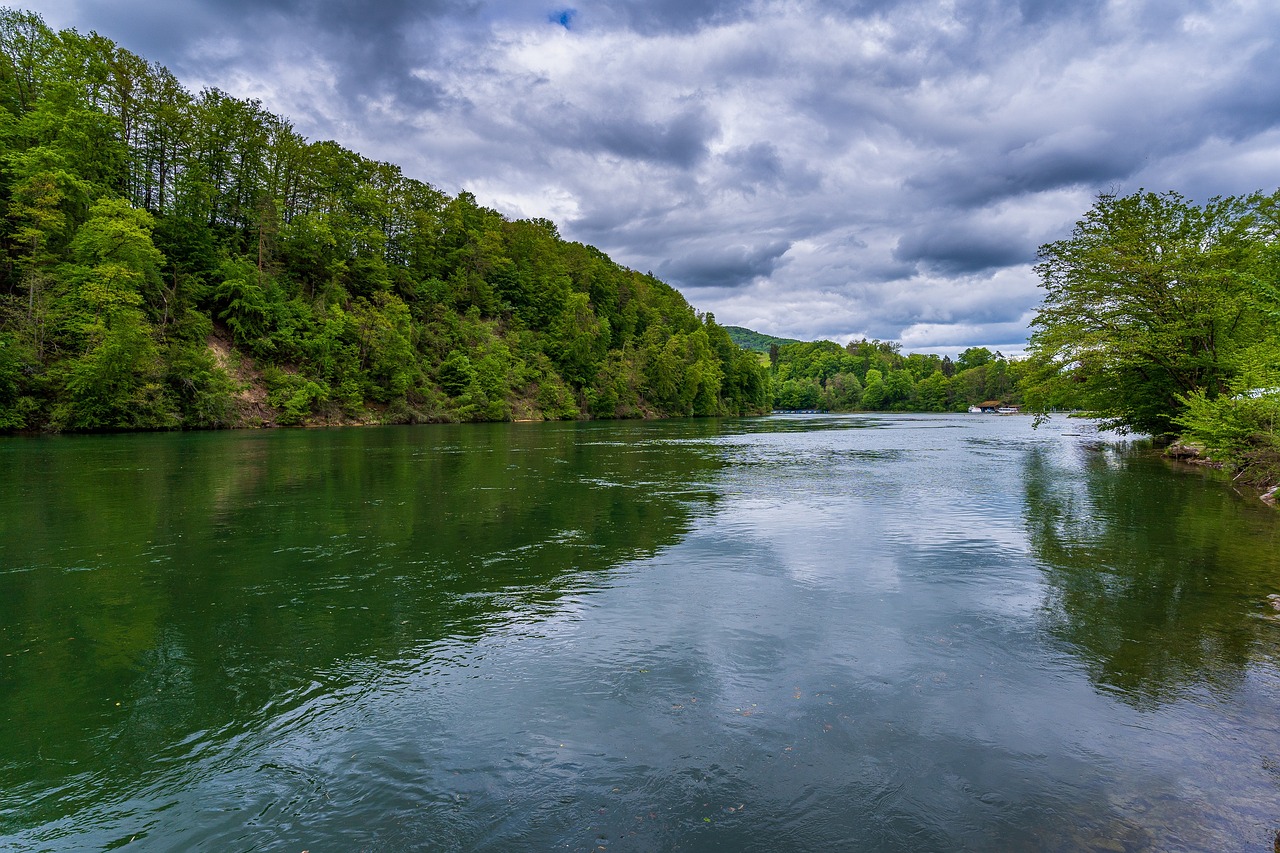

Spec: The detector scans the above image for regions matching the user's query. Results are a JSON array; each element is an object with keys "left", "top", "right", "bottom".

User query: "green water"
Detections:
[{"left": 1, "top": 415, "right": 1278, "bottom": 851}]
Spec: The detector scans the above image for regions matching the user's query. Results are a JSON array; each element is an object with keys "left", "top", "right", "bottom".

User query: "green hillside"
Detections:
[
  {"left": 724, "top": 326, "right": 802, "bottom": 353},
  {"left": 0, "top": 9, "right": 770, "bottom": 432}
]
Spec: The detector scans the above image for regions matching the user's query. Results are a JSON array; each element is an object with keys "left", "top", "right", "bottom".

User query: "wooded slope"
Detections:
[{"left": 0, "top": 10, "right": 770, "bottom": 431}]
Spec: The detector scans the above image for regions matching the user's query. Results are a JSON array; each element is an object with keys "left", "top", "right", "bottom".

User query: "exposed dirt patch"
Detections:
[{"left": 206, "top": 331, "right": 275, "bottom": 427}]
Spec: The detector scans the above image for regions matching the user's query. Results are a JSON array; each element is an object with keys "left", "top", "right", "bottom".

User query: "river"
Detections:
[{"left": 2, "top": 414, "right": 1278, "bottom": 851}]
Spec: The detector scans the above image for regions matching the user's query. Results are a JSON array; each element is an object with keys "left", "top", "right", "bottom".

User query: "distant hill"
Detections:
[{"left": 725, "top": 326, "right": 804, "bottom": 353}]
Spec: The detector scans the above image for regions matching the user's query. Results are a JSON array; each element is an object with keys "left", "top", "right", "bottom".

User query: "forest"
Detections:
[
  {"left": 724, "top": 325, "right": 800, "bottom": 354},
  {"left": 767, "top": 339, "right": 1024, "bottom": 413},
  {"left": 0, "top": 9, "right": 770, "bottom": 432}
]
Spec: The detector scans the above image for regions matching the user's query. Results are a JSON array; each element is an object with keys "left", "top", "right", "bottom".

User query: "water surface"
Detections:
[{"left": 2, "top": 414, "right": 1278, "bottom": 851}]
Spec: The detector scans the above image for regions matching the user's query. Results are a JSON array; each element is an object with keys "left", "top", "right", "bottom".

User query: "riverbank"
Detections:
[{"left": 1164, "top": 440, "right": 1279, "bottom": 506}]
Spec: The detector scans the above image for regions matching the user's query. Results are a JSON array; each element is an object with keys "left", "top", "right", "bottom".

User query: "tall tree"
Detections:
[{"left": 1027, "top": 190, "right": 1268, "bottom": 435}]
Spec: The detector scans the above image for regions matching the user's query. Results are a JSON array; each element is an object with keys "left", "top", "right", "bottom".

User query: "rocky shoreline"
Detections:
[{"left": 1164, "top": 441, "right": 1278, "bottom": 506}]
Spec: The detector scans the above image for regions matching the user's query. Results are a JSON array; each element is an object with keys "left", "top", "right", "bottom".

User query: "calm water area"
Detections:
[{"left": 2, "top": 414, "right": 1279, "bottom": 851}]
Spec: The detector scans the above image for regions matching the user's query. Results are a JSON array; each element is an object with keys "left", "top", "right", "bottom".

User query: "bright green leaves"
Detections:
[
  {"left": 51, "top": 309, "right": 168, "bottom": 429},
  {"left": 0, "top": 9, "right": 55, "bottom": 113},
  {"left": 1173, "top": 336, "right": 1280, "bottom": 483},
  {"left": 548, "top": 292, "right": 609, "bottom": 386},
  {"left": 69, "top": 197, "right": 165, "bottom": 321},
  {"left": 955, "top": 347, "right": 994, "bottom": 372},
  {"left": 438, "top": 350, "right": 476, "bottom": 397},
  {"left": 214, "top": 257, "right": 271, "bottom": 346},
  {"left": 765, "top": 336, "right": 1024, "bottom": 413},
  {"left": 349, "top": 293, "right": 414, "bottom": 401},
  {"left": 1027, "top": 187, "right": 1280, "bottom": 484},
  {"left": 264, "top": 369, "right": 327, "bottom": 426},
  {"left": 162, "top": 336, "right": 236, "bottom": 428},
  {"left": 1029, "top": 189, "right": 1279, "bottom": 436},
  {"left": 48, "top": 199, "right": 170, "bottom": 429},
  {"left": 0, "top": 333, "right": 37, "bottom": 429},
  {"left": 860, "top": 368, "right": 886, "bottom": 410},
  {"left": 915, "top": 371, "right": 948, "bottom": 412},
  {"left": 6, "top": 151, "right": 85, "bottom": 260}
]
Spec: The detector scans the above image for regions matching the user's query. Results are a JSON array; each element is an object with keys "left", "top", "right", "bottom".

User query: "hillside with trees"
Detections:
[
  {"left": 0, "top": 9, "right": 770, "bottom": 432},
  {"left": 724, "top": 325, "right": 801, "bottom": 354}
]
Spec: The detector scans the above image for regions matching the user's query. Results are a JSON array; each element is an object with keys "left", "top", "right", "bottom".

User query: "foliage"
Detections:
[
  {"left": 1026, "top": 188, "right": 1280, "bottom": 485},
  {"left": 1027, "top": 189, "right": 1274, "bottom": 435},
  {"left": 768, "top": 337, "right": 1025, "bottom": 413},
  {"left": 1174, "top": 343, "right": 1280, "bottom": 484},
  {"left": 0, "top": 9, "right": 770, "bottom": 431},
  {"left": 723, "top": 324, "right": 801, "bottom": 353}
]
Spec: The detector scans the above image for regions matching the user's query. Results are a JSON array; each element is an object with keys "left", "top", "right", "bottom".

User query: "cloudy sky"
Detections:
[{"left": 35, "top": 0, "right": 1280, "bottom": 354}]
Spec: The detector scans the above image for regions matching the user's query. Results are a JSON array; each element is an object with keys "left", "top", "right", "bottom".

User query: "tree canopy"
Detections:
[
  {"left": 1025, "top": 188, "right": 1280, "bottom": 484},
  {"left": 0, "top": 9, "right": 770, "bottom": 431},
  {"left": 768, "top": 337, "right": 1024, "bottom": 413},
  {"left": 1025, "top": 190, "right": 1279, "bottom": 428}
]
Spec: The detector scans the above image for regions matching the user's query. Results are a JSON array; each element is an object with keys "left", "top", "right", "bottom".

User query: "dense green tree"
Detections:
[
  {"left": 775, "top": 377, "right": 821, "bottom": 410},
  {"left": 1023, "top": 187, "right": 1280, "bottom": 486},
  {"left": 822, "top": 371, "right": 861, "bottom": 409},
  {"left": 0, "top": 331, "right": 35, "bottom": 428},
  {"left": 860, "top": 368, "right": 886, "bottom": 410},
  {"left": 437, "top": 349, "right": 477, "bottom": 397},
  {"left": 1026, "top": 189, "right": 1272, "bottom": 435},
  {"left": 955, "top": 346, "right": 993, "bottom": 373},
  {"left": 883, "top": 369, "right": 915, "bottom": 409},
  {"left": 916, "top": 370, "right": 949, "bottom": 412}
]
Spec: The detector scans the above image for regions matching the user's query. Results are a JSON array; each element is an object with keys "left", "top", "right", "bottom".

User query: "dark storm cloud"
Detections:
[
  {"left": 215, "top": 0, "right": 466, "bottom": 108},
  {"left": 906, "top": 136, "right": 1144, "bottom": 209},
  {"left": 725, "top": 144, "right": 784, "bottom": 188},
  {"left": 1201, "top": 48, "right": 1280, "bottom": 140},
  {"left": 893, "top": 224, "right": 1030, "bottom": 274},
  {"left": 37, "top": 0, "right": 1280, "bottom": 349},
  {"left": 720, "top": 143, "right": 822, "bottom": 195},
  {"left": 59, "top": 0, "right": 464, "bottom": 110},
  {"left": 658, "top": 241, "right": 793, "bottom": 289},
  {"left": 548, "top": 105, "right": 720, "bottom": 168}
]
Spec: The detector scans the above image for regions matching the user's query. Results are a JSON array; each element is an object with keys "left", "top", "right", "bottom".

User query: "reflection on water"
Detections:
[
  {"left": 0, "top": 422, "right": 721, "bottom": 839},
  {"left": 1025, "top": 440, "right": 1280, "bottom": 706},
  {"left": 2, "top": 415, "right": 1279, "bottom": 851}
]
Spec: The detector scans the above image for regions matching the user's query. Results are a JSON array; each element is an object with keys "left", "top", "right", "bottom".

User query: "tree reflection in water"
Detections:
[{"left": 1024, "top": 439, "right": 1280, "bottom": 708}]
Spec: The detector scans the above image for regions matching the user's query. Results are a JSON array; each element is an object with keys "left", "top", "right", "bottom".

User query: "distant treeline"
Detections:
[
  {"left": 770, "top": 339, "right": 1023, "bottom": 412},
  {"left": 724, "top": 325, "right": 801, "bottom": 354},
  {"left": 0, "top": 9, "right": 770, "bottom": 431}
]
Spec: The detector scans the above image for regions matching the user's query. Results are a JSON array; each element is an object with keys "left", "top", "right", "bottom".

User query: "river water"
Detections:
[{"left": 1, "top": 414, "right": 1278, "bottom": 851}]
